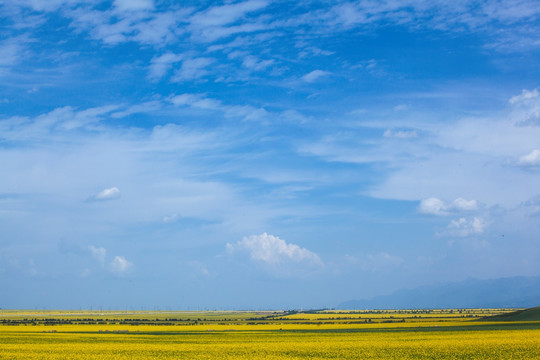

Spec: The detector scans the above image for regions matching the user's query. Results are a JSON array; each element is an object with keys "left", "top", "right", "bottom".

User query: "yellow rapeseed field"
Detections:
[{"left": 1, "top": 309, "right": 539, "bottom": 359}]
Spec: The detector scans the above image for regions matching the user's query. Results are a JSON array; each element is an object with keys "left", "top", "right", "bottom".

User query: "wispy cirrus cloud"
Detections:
[
  {"left": 148, "top": 52, "right": 183, "bottom": 81},
  {"left": 302, "top": 69, "right": 331, "bottom": 83},
  {"left": 169, "top": 93, "right": 270, "bottom": 122},
  {"left": 88, "top": 187, "right": 121, "bottom": 202},
  {"left": 171, "top": 57, "right": 216, "bottom": 82},
  {"left": 66, "top": 6, "right": 191, "bottom": 46},
  {"left": 188, "top": 0, "right": 270, "bottom": 42},
  {"left": 0, "top": 38, "right": 25, "bottom": 75},
  {"left": 510, "top": 88, "right": 540, "bottom": 125},
  {"left": 0, "top": 105, "right": 122, "bottom": 142},
  {"left": 383, "top": 129, "right": 418, "bottom": 139},
  {"left": 113, "top": 0, "right": 154, "bottom": 12}
]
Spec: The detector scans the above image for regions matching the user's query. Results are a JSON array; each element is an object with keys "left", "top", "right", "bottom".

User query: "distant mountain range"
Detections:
[{"left": 338, "top": 275, "right": 540, "bottom": 309}]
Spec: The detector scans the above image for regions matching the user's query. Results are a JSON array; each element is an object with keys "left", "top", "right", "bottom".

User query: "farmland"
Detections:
[{"left": 1, "top": 308, "right": 539, "bottom": 359}]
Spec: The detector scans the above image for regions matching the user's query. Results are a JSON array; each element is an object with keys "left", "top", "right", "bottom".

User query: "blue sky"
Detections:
[{"left": 1, "top": 0, "right": 540, "bottom": 309}]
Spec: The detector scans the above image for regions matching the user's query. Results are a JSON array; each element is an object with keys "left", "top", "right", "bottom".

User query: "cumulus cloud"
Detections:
[
  {"left": 419, "top": 197, "right": 479, "bottom": 216},
  {"left": 87, "top": 245, "right": 133, "bottom": 274},
  {"left": 450, "top": 198, "right": 479, "bottom": 211},
  {"left": 518, "top": 149, "right": 540, "bottom": 167},
  {"left": 419, "top": 197, "right": 447, "bottom": 215},
  {"left": 447, "top": 217, "right": 486, "bottom": 237},
  {"left": 302, "top": 70, "right": 331, "bottom": 83},
  {"left": 88, "top": 245, "right": 106, "bottom": 266},
  {"left": 109, "top": 256, "right": 134, "bottom": 274},
  {"left": 227, "top": 232, "right": 322, "bottom": 266},
  {"left": 88, "top": 187, "right": 121, "bottom": 202}
]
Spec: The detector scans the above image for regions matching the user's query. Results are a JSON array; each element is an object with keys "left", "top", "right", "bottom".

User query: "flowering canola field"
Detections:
[{"left": 1, "top": 309, "right": 539, "bottom": 359}]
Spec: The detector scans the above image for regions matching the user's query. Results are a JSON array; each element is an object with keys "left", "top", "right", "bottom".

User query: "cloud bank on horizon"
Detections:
[{"left": 1, "top": 0, "right": 540, "bottom": 309}]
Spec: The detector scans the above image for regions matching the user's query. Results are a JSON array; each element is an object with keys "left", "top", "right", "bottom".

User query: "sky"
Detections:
[{"left": 1, "top": 0, "right": 540, "bottom": 310}]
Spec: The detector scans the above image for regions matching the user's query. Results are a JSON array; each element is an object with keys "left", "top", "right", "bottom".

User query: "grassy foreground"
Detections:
[{"left": 1, "top": 309, "right": 539, "bottom": 359}]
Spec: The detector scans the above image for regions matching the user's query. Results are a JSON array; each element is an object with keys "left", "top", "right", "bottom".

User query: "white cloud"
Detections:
[
  {"left": 320, "top": 1, "right": 540, "bottom": 52},
  {"left": 38, "top": 105, "right": 120, "bottom": 131},
  {"left": 367, "top": 88, "right": 540, "bottom": 207},
  {"left": 510, "top": 88, "right": 540, "bottom": 125},
  {"left": 509, "top": 88, "right": 539, "bottom": 105},
  {"left": 241, "top": 55, "right": 274, "bottom": 71},
  {"left": 188, "top": 0, "right": 270, "bottom": 42},
  {"left": 383, "top": 129, "right": 418, "bottom": 139},
  {"left": 190, "top": 0, "right": 268, "bottom": 27},
  {"left": 61, "top": 105, "right": 122, "bottom": 130},
  {"left": 296, "top": 43, "right": 334, "bottom": 58},
  {"left": 418, "top": 197, "right": 448, "bottom": 215},
  {"left": 0, "top": 38, "right": 24, "bottom": 72},
  {"left": 450, "top": 198, "right": 479, "bottom": 211},
  {"left": 169, "top": 93, "right": 205, "bottom": 107},
  {"left": 169, "top": 93, "right": 222, "bottom": 111},
  {"left": 302, "top": 70, "right": 331, "bottom": 83},
  {"left": 279, "top": 109, "right": 310, "bottom": 124},
  {"left": 447, "top": 217, "right": 486, "bottom": 237},
  {"left": 169, "top": 93, "right": 270, "bottom": 122},
  {"left": 88, "top": 245, "right": 106, "bottom": 266},
  {"left": 67, "top": 6, "right": 190, "bottom": 46},
  {"left": 148, "top": 52, "right": 183, "bottom": 81},
  {"left": 0, "top": 104, "right": 138, "bottom": 142},
  {"left": 227, "top": 232, "right": 322, "bottom": 266},
  {"left": 518, "top": 149, "right": 540, "bottom": 166},
  {"left": 90, "top": 187, "right": 121, "bottom": 201},
  {"left": 419, "top": 197, "right": 478, "bottom": 216},
  {"left": 109, "top": 256, "right": 133, "bottom": 274},
  {"left": 172, "top": 57, "right": 216, "bottom": 82},
  {"left": 110, "top": 101, "right": 162, "bottom": 118},
  {"left": 224, "top": 105, "right": 269, "bottom": 122}
]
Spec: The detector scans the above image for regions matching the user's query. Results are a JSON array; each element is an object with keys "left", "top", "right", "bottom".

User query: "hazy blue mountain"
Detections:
[{"left": 338, "top": 276, "right": 540, "bottom": 309}]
